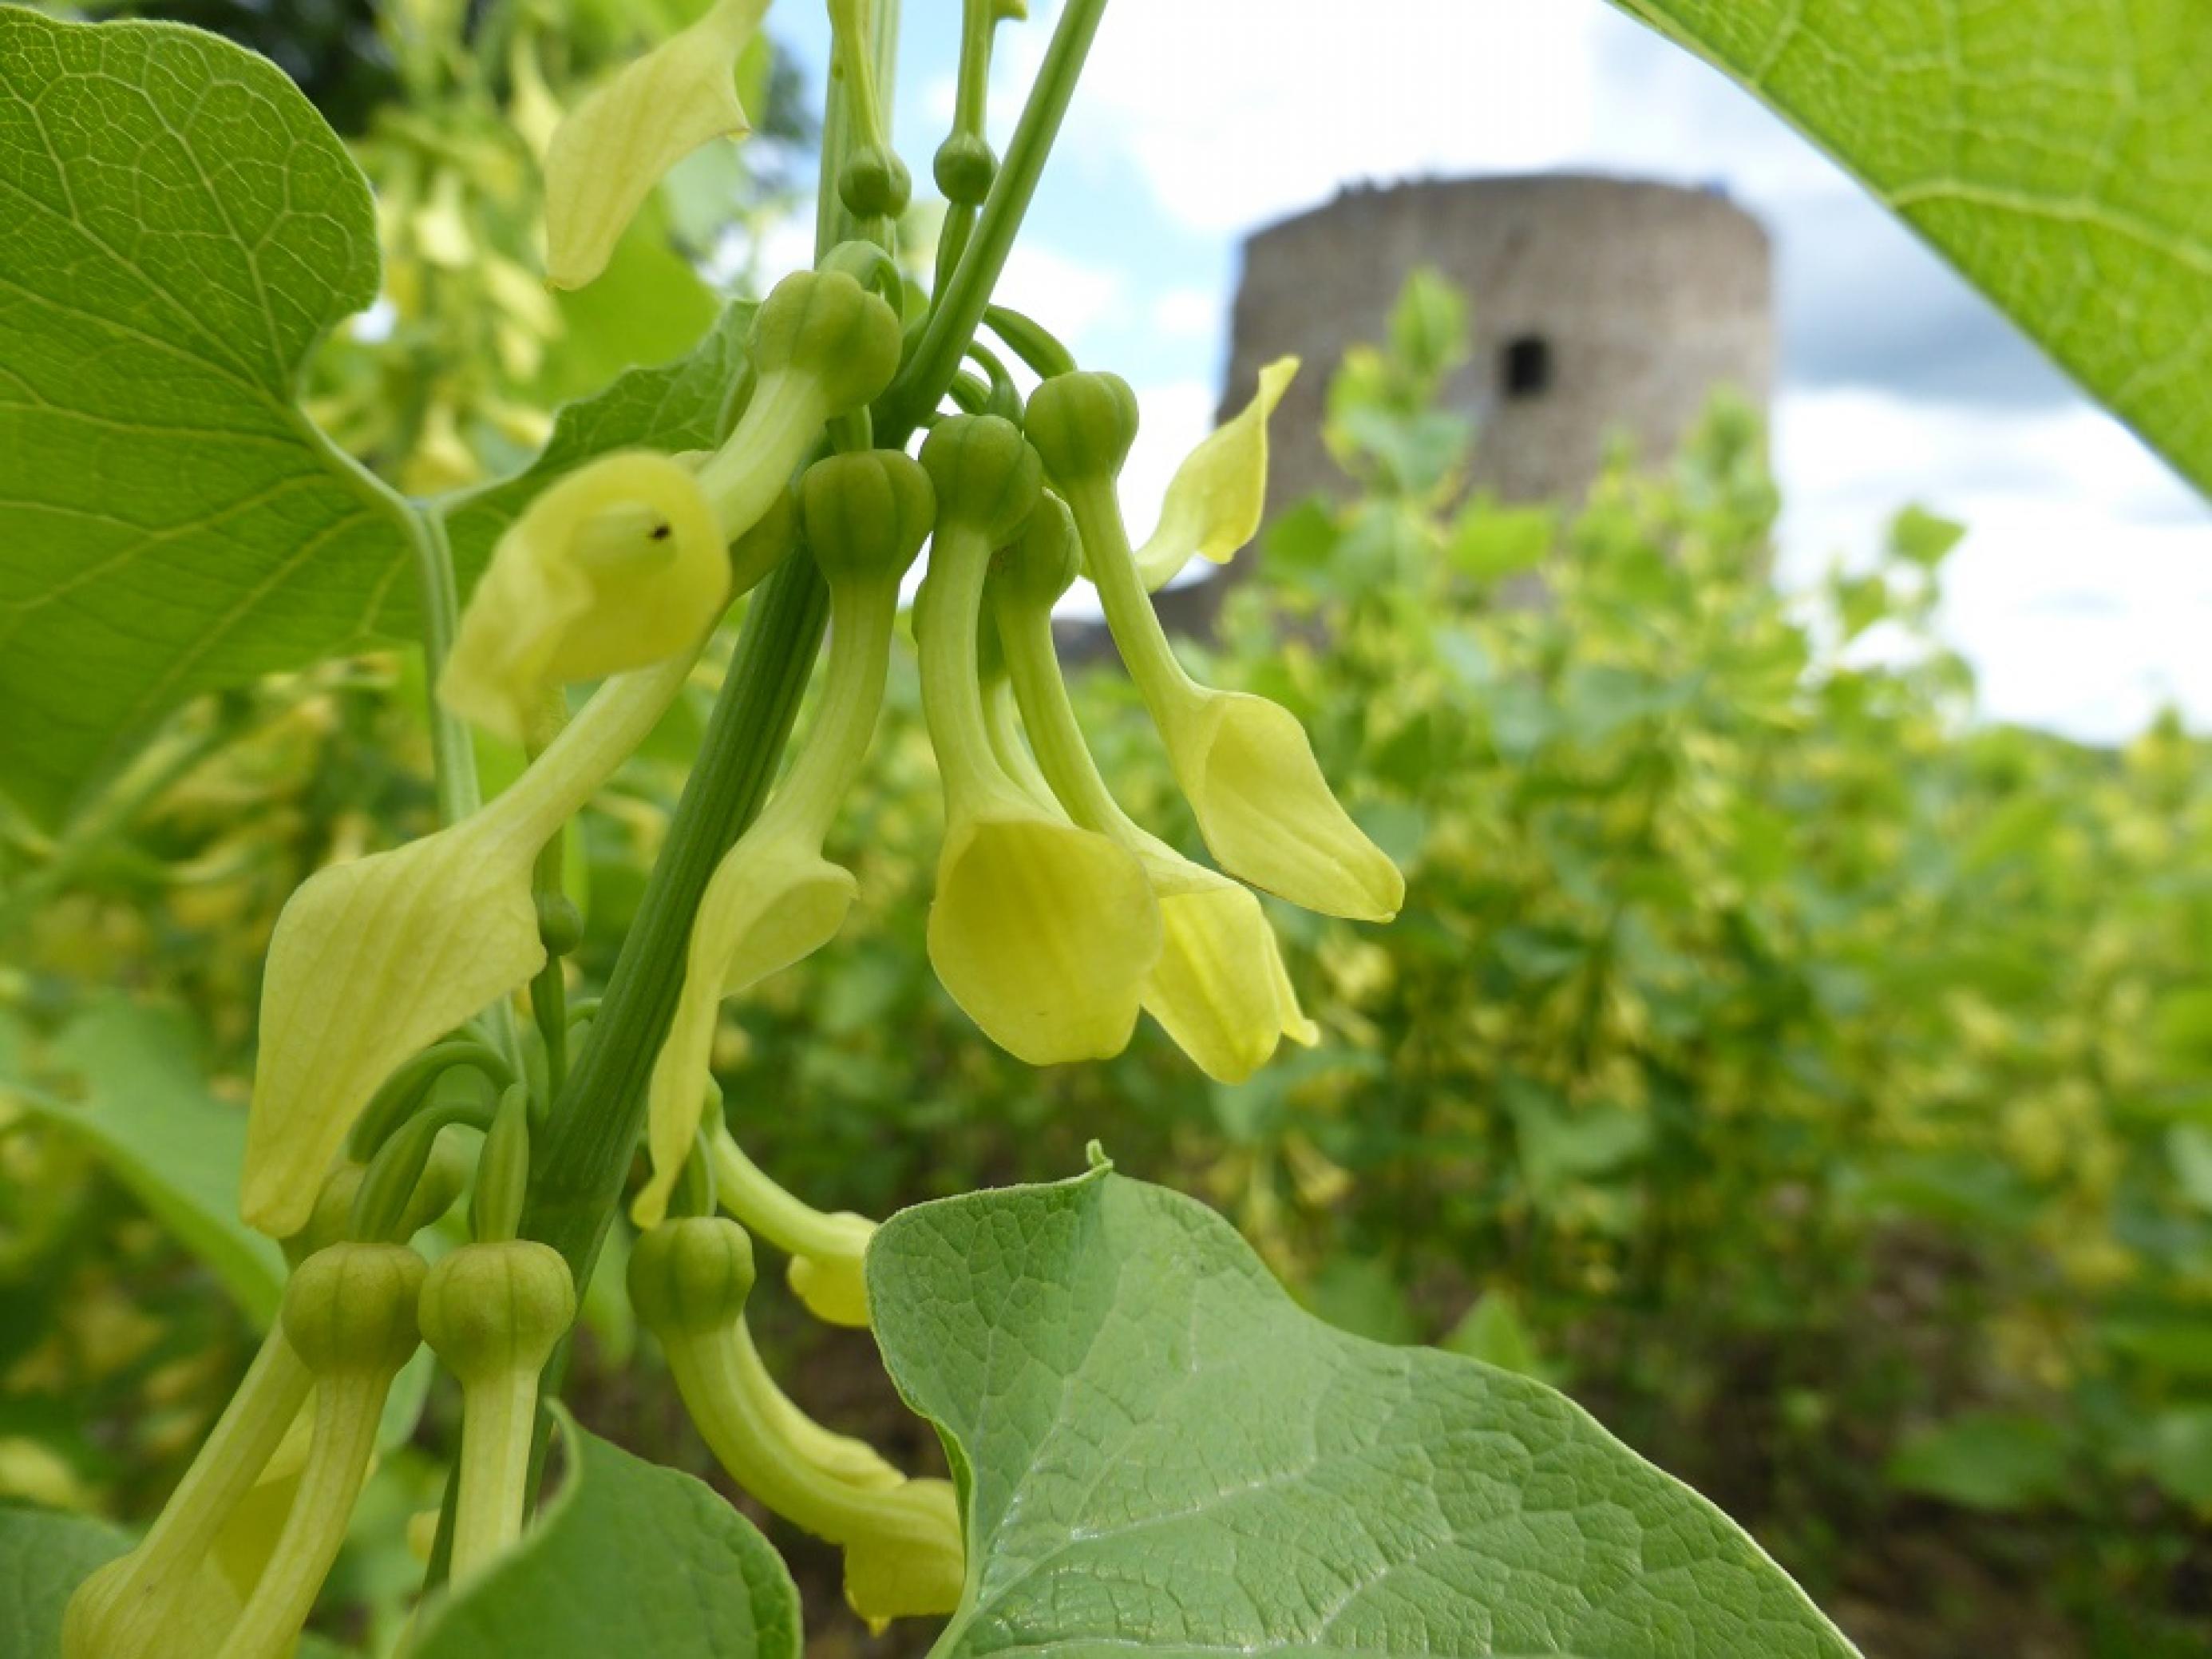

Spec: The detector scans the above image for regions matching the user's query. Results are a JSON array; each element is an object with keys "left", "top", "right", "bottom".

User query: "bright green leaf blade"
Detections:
[
  {"left": 1609, "top": 0, "right": 2212, "bottom": 497},
  {"left": 0, "top": 1000, "right": 284, "bottom": 1325},
  {"left": 406, "top": 1409, "right": 801, "bottom": 1659},
  {"left": 0, "top": 11, "right": 415, "bottom": 827},
  {"left": 0, "top": 1504, "right": 129, "bottom": 1659},
  {"left": 870, "top": 1168, "right": 1858, "bottom": 1659}
]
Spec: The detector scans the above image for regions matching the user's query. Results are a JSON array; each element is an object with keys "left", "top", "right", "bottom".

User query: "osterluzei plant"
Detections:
[{"left": 23, "top": 0, "right": 1863, "bottom": 1652}]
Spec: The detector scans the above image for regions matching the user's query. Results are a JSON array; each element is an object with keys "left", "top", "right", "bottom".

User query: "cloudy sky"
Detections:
[{"left": 762, "top": 0, "right": 2212, "bottom": 742}]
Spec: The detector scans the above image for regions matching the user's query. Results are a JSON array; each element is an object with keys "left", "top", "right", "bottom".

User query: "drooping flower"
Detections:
[
  {"left": 627, "top": 1218, "right": 964, "bottom": 1625},
  {"left": 1027, "top": 370, "right": 1404, "bottom": 923},
  {"left": 916, "top": 416, "right": 1161, "bottom": 1066},
  {"left": 542, "top": 0, "right": 771, "bottom": 290},
  {"left": 440, "top": 451, "right": 728, "bottom": 747},
  {"left": 991, "top": 495, "right": 1318, "bottom": 1083}
]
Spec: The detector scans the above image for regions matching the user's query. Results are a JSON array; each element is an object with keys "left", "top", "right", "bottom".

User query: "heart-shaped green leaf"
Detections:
[
  {"left": 406, "top": 1410, "right": 801, "bottom": 1659},
  {"left": 1611, "top": 0, "right": 2212, "bottom": 497},
  {"left": 0, "top": 10, "right": 408, "bottom": 827},
  {"left": 870, "top": 1166, "right": 1858, "bottom": 1659}
]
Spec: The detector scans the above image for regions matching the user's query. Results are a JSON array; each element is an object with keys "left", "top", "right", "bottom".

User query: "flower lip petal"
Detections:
[
  {"left": 1134, "top": 356, "right": 1299, "bottom": 591},
  {"left": 1144, "top": 879, "right": 1313, "bottom": 1085},
  {"left": 441, "top": 451, "right": 726, "bottom": 746},
  {"left": 927, "top": 812, "right": 1162, "bottom": 1067},
  {"left": 1173, "top": 690, "right": 1404, "bottom": 923},
  {"left": 542, "top": 0, "right": 770, "bottom": 290},
  {"left": 243, "top": 826, "right": 543, "bottom": 1237},
  {"left": 638, "top": 843, "right": 859, "bottom": 1230}
]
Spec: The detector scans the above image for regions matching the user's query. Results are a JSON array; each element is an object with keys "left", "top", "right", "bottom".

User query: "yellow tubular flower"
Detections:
[
  {"left": 243, "top": 651, "right": 696, "bottom": 1237},
  {"left": 991, "top": 498, "right": 1317, "bottom": 1083},
  {"left": 541, "top": 0, "right": 770, "bottom": 290},
  {"left": 627, "top": 1221, "right": 964, "bottom": 1628},
  {"left": 708, "top": 1123, "right": 876, "bottom": 1328},
  {"left": 1027, "top": 373, "right": 1404, "bottom": 925},
  {"left": 1134, "top": 356, "right": 1300, "bottom": 590},
  {"left": 916, "top": 418, "right": 1161, "bottom": 1067},
  {"left": 440, "top": 452, "right": 729, "bottom": 747},
  {"left": 636, "top": 452, "right": 933, "bottom": 1231}
]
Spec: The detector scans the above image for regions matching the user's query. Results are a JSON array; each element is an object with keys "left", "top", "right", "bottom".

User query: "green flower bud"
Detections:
[
  {"left": 1025, "top": 370, "right": 1140, "bottom": 487},
  {"left": 288, "top": 1162, "right": 369, "bottom": 1263},
  {"left": 919, "top": 415, "right": 1043, "bottom": 549},
  {"left": 992, "top": 491, "right": 1081, "bottom": 610},
  {"left": 420, "top": 1241, "right": 576, "bottom": 1383},
  {"left": 750, "top": 270, "right": 904, "bottom": 419},
  {"left": 628, "top": 1216, "right": 757, "bottom": 1340},
  {"left": 933, "top": 133, "right": 995, "bottom": 205},
  {"left": 535, "top": 890, "right": 584, "bottom": 957},
  {"left": 418, "top": 1241, "right": 576, "bottom": 1585},
  {"left": 282, "top": 1244, "right": 426, "bottom": 1378},
  {"left": 801, "top": 451, "right": 936, "bottom": 586},
  {"left": 837, "top": 143, "right": 912, "bottom": 220}
]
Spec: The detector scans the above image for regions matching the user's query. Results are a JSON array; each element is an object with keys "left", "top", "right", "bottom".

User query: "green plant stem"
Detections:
[
  {"left": 520, "top": 560, "right": 828, "bottom": 1281},
  {"left": 880, "top": 0, "right": 1109, "bottom": 434},
  {"left": 403, "top": 505, "right": 483, "bottom": 826}
]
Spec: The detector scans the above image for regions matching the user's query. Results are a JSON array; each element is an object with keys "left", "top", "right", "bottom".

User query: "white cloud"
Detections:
[
  {"left": 988, "top": 244, "right": 1129, "bottom": 353},
  {"left": 1117, "top": 378, "right": 1218, "bottom": 548},
  {"left": 1003, "top": 0, "right": 1601, "bottom": 233},
  {"left": 1152, "top": 287, "right": 1219, "bottom": 339},
  {"left": 1772, "top": 388, "right": 2212, "bottom": 738}
]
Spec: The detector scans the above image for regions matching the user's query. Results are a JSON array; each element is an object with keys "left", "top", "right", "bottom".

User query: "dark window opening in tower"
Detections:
[{"left": 1502, "top": 335, "right": 1553, "bottom": 399}]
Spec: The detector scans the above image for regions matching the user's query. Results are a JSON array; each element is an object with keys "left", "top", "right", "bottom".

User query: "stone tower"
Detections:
[{"left": 1227, "top": 172, "right": 1773, "bottom": 517}]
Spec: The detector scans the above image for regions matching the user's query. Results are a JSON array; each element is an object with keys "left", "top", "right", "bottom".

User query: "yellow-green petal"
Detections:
[
  {"left": 1134, "top": 356, "right": 1298, "bottom": 590},
  {"left": 1165, "top": 688, "right": 1404, "bottom": 923},
  {"left": 841, "top": 1478, "right": 964, "bottom": 1629},
  {"left": 441, "top": 452, "right": 727, "bottom": 747},
  {"left": 541, "top": 0, "right": 770, "bottom": 291},
  {"left": 785, "top": 1221, "right": 872, "bottom": 1328},
  {"left": 247, "top": 659, "right": 694, "bottom": 1238},
  {"left": 243, "top": 820, "right": 543, "bottom": 1237},
  {"left": 928, "top": 812, "right": 1161, "bottom": 1066},
  {"left": 1145, "top": 878, "right": 1319, "bottom": 1085},
  {"left": 637, "top": 838, "right": 858, "bottom": 1229}
]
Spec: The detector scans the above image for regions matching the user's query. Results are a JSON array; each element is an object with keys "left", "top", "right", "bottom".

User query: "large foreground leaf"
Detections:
[
  {"left": 0, "top": 10, "right": 409, "bottom": 826},
  {"left": 870, "top": 1166, "right": 1858, "bottom": 1659},
  {"left": 0, "top": 1000, "right": 284, "bottom": 1325},
  {"left": 406, "top": 1411, "right": 801, "bottom": 1659},
  {"left": 0, "top": 1505, "right": 127, "bottom": 1659},
  {"left": 1610, "top": 0, "right": 2212, "bottom": 497}
]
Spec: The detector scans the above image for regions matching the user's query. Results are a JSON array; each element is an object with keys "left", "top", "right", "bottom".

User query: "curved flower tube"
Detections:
[
  {"left": 627, "top": 1219, "right": 963, "bottom": 1626},
  {"left": 635, "top": 451, "right": 933, "bottom": 1231},
  {"left": 64, "top": 1328, "right": 312, "bottom": 1659},
  {"left": 1133, "top": 355, "right": 1300, "bottom": 590},
  {"left": 1027, "top": 373, "right": 1404, "bottom": 925},
  {"left": 440, "top": 452, "right": 729, "bottom": 746},
  {"left": 916, "top": 417, "right": 1161, "bottom": 1066},
  {"left": 991, "top": 499, "right": 1318, "bottom": 1083},
  {"left": 707, "top": 1123, "right": 875, "bottom": 1328},
  {"left": 218, "top": 1244, "right": 425, "bottom": 1659},
  {"left": 542, "top": 0, "right": 771, "bottom": 290},
  {"left": 243, "top": 650, "right": 695, "bottom": 1237}
]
